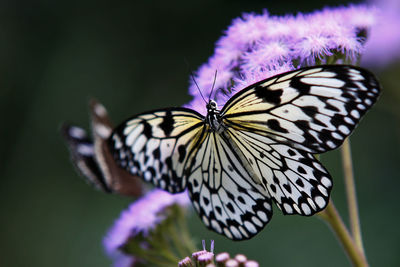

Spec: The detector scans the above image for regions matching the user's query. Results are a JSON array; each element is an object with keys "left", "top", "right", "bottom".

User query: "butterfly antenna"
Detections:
[
  {"left": 184, "top": 58, "right": 207, "bottom": 104},
  {"left": 208, "top": 70, "right": 218, "bottom": 101},
  {"left": 190, "top": 72, "right": 207, "bottom": 104}
]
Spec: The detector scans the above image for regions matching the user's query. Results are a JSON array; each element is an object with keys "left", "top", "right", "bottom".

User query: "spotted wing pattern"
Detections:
[
  {"left": 222, "top": 65, "right": 380, "bottom": 153},
  {"left": 224, "top": 128, "right": 331, "bottom": 216},
  {"left": 187, "top": 131, "right": 273, "bottom": 240},
  {"left": 110, "top": 108, "right": 205, "bottom": 193}
]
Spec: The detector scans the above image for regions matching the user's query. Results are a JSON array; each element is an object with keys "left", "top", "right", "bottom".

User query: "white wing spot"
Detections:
[
  {"left": 318, "top": 185, "right": 328, "bottom": 196},
  {"left": 69, "top": 127, "right": 86, "bottom": 139},
  {"left": 301, "top": 77, "right": 345, "bottom": 87},
  {"left": 315, "top": 196, "right": 326, "bottom": 208},
  {"left": 307, "top": 198, "right": 317, "bottom": 210},
  {"left": 257, "top": 211, "right": 268, "bottom": 222},
  {"left": 211, "top": 220, "right": 222, "bottom": 233},
  {"left": 252, "top": 216, "right": 263, "bottom": 227},
  {"left": 159, "top": 179, "right": 166, "bottom": 189},
  {"left": 238, "top": 226, "right": 249, "bottom": 238},
  {"left": 202, "top": 215, "right": 210, "bottom": 227},
  {"left": 144, "top": 170, "right": 152, "bottom": 181},
  {"left": 354, "top": 81, "right": 367, "bottom": 91},
  {"left": 364, "top": 98, "right": 372, "bottom": 105},
  {"left": 331, "top": 132, "right": 343, "bottom": 140},
  {"left": 357, "top": 104, "right": 366, "bottom": 110},
  {"left": 350, "top": 110, "right": 360, "bottom": 119},
  {"left": 244, "top": 221, "right": 257, "bottom": 234},
  {"left": 321, "top": 177, "right": 332, "bottom": 187},
  {"left": 344, "top": 117, "right": 355, "bottom": 125},
  {"left": 339, "top": 125, "right": 350, "bottom": 135},
  {"left": 223, "top": 228, "right": 233, "bottom": 239},
  {"left": 95, "top": 124, "right": 112, "bottom": 139},
  {"left": 305, "top": 71, "right": 337, "bottom": 78},
  {"left": 230, "top": 226, "right": 241, "bottom": 239},
  {"left": 327, "top": 141, "right": 336, "bottom": 148},
  {"left": 292, "top": 203, "right": 302, "bottom": 214},
  {"left": 113, "top": 135, "right": 123, "bottom": 149},
  {"left": 94, "top": 103, "right": 107, "bottom": 116},
  {"left": 301, "top": 203, "right": 311, "bottom": 215},
  {"left": 264, "top": 202, "right": 272, "bottom": 211},
  {"left": 77, "top": 144, "right": 93, "bottom": 156},
  {"left": 301, "top": 68, "right": 323, "bottom": 75},
  {"left": 283, "top": 203, "right": 293, "bottom": 214}
]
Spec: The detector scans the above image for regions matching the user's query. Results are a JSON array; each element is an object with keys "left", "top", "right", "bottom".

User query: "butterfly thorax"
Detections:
[{"left": 206, "top": 100, "right": 224, "bottom": 133}]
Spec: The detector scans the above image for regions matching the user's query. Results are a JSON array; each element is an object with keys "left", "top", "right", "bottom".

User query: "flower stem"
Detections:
[
  {"left": 341, "top": 139, "right": 365, "bottom": 254},
  {"left": 318, "top": 201, "right": 368, "bottom": 267}
]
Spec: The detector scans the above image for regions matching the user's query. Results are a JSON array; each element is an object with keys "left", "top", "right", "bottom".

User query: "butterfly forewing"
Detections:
[
  {"left": 110, "top": 108, "right": 205, "bottom": 193},
  {"left": 187, "top": 131, "right": 272, "bottom": 240},
  {"left": 222, "top": 65, "right": 380, "bottom": 153}
]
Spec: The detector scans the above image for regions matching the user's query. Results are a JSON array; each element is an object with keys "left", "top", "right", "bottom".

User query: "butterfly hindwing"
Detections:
[
  {"left": 187, "top": 131, "right": 273, "bottom": 240},
  {"left": 110, "top": 108, "right": 205, "bottom": 193},
  {"left": 224, "top": 128, "right": 331, "bottom": 216},
  {"left": 222, "top": 65, "right": 380, "bottom": 153}
]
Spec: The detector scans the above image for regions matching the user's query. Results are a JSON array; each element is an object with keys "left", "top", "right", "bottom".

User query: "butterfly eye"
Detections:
[{"left": 208, "top": 100, "right": 217, "bottom": 109}]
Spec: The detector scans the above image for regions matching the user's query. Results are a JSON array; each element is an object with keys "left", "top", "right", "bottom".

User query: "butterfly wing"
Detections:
[
  {"left": 109, "top": 107, "right": 273, "bottom": 239},
  {"left": 221, "top": 65, "right": 381, "bottom": 153},
  {"left": 61, "top": 124, "right": 112, "bottom": 192},
  {"left": 109, "top": 107, "right": 205, "bottom": 193},
  {"left": 187, "top": 131, "right": 273, "bottom": 240},
  {"left": 223, "top": 127, "right": 331, "bottom": 216},
  {"left": 61, "top": 100, "right": 143, "bottom": 197}
]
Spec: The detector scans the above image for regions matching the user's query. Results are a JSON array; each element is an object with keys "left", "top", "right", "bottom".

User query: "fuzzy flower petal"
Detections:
[
  {"left": 103, "top": 189, "right": 190, "bottom": 261},
  {"left": 185, "top": 4, "right": 378, "bottom": 111}
]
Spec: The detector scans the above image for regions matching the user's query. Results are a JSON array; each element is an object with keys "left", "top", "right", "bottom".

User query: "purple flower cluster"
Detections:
[
  {"left": 103, "top": 189, "right": 190, "bottom": 266},
  {"left": 184, "top": 5, "right": 377, "bottom": 114}
]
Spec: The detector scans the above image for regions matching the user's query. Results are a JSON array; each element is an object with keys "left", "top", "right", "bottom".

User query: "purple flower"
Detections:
[
  {"left": 109, "top": 254, "right": 136, "bottom": 267},
  {"left": 103, "top": 189, "right": 190, "bottom": 266},
  {"left": 362, "top": 0, "right": 400, "bottom": 67},
  {"left": 184, "top": 5, "right": 378, "bottom": 114}
]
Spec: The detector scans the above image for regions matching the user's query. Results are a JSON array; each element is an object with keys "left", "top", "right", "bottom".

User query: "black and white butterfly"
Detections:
[{"left": 109, "top": 65, "right": 380, "bottom": 240}]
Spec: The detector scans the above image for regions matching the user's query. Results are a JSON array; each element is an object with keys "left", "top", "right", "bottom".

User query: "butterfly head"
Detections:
[
  {"left": 206, "top": 100, "right": 224, "bottom": 133},
  {"left": 206, "top": 99, "right": 218, "bottom": 112}
]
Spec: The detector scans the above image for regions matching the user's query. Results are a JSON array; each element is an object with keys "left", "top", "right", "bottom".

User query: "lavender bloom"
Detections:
[
  {"left": 109, "top": 254, "right": 136, "bottom": 267},
  {"left": 184, "top": 5, "right": 377, "bottom": 114},
  {"left": 179, "top": 241, "right": 259, "bottom": 267},
  {"left": 362, "top": 0, "right": 400, "bottom": 67},
  {"left": 103, "top": 189, "right": 190, "bottom": 266}
]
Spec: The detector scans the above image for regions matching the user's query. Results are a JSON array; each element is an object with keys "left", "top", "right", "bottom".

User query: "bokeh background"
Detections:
[{"left": 1, "top": 0, "right": 399, "bottom": 266}]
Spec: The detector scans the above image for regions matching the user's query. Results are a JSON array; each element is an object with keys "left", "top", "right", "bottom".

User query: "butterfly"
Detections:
[
  {"left": 108, "top": 65, "right": 380, "bottom": 240},
  {"left": 61, "top": 99, "right": 143, "bottom": 197}
]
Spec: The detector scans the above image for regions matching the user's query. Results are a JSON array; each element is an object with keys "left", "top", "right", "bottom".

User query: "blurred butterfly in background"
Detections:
[
  {"left": 61, "top": 99, "right": 143, "bottom": 197},
  {"left": 68, "top": 65, "right": 380, "bottom": 240}
]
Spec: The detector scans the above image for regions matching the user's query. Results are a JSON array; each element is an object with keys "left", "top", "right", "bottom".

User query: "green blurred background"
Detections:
[{"left": 1, "top": 0, "right": 399, "bottom": 266}]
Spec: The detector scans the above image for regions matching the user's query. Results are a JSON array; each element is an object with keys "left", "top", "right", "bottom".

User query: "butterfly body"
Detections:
[
  {"left": 205, "top": 100, "right": 225, "bottom": 133},
  {"left": 109, "top": 65, "right": 380, "bottom": 240}
]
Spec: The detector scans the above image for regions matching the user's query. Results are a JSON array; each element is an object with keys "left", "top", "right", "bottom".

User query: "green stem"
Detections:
[
  {"left": 341, "top": 139, "right": 365, "bottom": 254},
  {"left": 176, "top": 209, "right": 198, "bottom": 255},
  {"left": 318, "top": 201, "right": 368, "bottom": 267}
]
